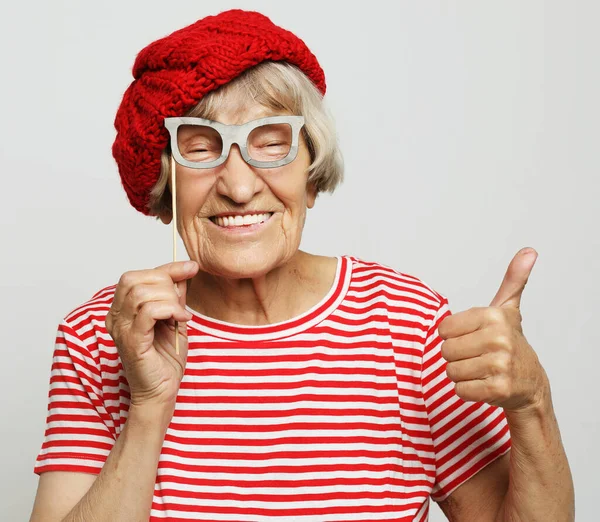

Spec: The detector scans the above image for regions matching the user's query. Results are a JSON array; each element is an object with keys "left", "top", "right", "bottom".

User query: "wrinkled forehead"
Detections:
[{"left": 209, "top": 104, "right": 293, "bottom": 127}]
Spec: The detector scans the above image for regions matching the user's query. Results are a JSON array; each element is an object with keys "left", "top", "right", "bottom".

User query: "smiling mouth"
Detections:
[{"left": 209, "top": 212, "right": 274, "bottom": 228}]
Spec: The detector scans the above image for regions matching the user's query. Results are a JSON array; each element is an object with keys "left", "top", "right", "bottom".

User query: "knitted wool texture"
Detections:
[{"left": 112, "top": 9, "right": 326, "bottom": 216}]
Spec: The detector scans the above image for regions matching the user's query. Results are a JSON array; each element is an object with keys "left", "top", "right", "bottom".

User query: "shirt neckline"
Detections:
[{"left": 185, "top": 255, "right": 352, "bottom": 341}]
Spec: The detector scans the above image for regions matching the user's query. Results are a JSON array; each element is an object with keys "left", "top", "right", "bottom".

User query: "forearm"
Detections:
[
  {"left": 62, "top": 405, "right": 172, "bottom": 522},
  {"left": 496, "top": 374, "right": 575, "bottom": 522}
]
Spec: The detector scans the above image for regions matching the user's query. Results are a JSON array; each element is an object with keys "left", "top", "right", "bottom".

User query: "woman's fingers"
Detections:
[
  {"left": 111, "top": 261, "right": 198, "bottom": 314},
  {"left": 133, "top": 300, "right": 192, "bottom": 338},
  {"left": 106, "top": 261, "right": 198, "bottom": 348},
  {"left": 123, "top": 283, "right": 179, "bottom": 318}
]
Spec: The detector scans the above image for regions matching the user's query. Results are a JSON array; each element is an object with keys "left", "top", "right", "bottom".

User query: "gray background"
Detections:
[{"left": 1, "top": 1, "right": 597, "bottom": 520}]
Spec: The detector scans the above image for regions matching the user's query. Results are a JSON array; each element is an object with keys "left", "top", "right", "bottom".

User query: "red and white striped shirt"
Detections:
[{"left": 34, "top": 255, "right": 511, "bottom": 521}]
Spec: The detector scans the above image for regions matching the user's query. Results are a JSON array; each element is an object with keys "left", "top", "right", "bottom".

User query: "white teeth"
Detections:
[{"left": 214, "top": 213, "right": 272, "bottom": 227}]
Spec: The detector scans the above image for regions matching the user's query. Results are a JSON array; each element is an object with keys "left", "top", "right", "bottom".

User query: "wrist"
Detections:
[
  {"left": 128, "top": 402, "right": 175, "bottom": 432},
  {"left": 505, "top": 372, "right": 553, "bottom": 423}
]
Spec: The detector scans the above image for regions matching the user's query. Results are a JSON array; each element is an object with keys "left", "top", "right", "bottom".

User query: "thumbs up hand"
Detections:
[{"left": 438, "top": 248, "right": 549, "bottom": 412}]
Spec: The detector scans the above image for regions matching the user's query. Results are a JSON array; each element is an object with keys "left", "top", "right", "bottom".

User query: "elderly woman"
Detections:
[{"left": 30, "top": 9, "right": 573, "bottom": 522}]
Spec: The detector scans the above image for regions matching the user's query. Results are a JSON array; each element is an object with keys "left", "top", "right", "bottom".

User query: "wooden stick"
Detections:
[{"left": 171, "top": 154, "right": 179, "bottom": 356}]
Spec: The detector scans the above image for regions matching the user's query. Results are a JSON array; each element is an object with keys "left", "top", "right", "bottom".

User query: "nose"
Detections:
[{"left": 215, "top": 144, "right": 264, "bottom": 204}]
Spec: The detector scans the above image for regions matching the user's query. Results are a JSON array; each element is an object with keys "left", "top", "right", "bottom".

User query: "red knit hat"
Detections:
[{"left": 112, "top": 9, "right": 326, "bottom": 216}]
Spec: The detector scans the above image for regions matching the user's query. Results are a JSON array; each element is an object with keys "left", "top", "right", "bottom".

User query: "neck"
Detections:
[{"left": 186, "top": 250, "right": 335, "bottom": 326}]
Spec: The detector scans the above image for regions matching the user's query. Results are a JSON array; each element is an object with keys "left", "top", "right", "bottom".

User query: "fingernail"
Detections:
[{"left": 184, "top": 261, "right": 196, "bottom": 271}]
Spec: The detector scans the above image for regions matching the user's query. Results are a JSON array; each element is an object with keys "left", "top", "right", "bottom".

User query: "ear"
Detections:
[
  {"left": 158, "top": 209, "right": 173, "bottom": 225},
  {"left": 306, "top": 182, "right": 318, "bottom": 209}
]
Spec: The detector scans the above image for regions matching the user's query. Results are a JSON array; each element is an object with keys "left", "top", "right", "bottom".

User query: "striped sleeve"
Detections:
[
  {"left": 422, "top": 297, "right": 511, "bottom": 502},
  {"left": 34, "top": 320, "right": 116, "bottom": 475}
]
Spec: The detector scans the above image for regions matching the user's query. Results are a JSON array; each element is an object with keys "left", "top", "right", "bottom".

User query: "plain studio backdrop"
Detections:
[{"left": 1, "top": 1, "right": 597, "bottom": 520}]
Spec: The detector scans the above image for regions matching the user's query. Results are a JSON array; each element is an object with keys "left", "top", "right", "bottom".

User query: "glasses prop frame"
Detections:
[{"left": 164, "top": 115, "right": 306, "bottom": 169}]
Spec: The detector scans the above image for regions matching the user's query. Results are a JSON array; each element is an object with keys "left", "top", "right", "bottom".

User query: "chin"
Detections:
[{"left": 207, "top": 249, "right": 285, "bottom": 279}]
